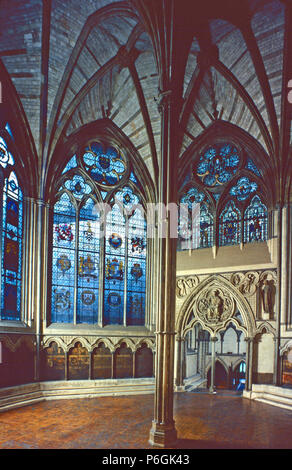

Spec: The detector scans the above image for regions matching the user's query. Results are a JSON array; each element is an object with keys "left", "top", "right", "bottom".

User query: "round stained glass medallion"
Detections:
[
  {"left": 83, "top": 142, "right": 126, "bottom": 187},
  {"left": 196, "top": 143, "right": 240, "bottom": 187}
]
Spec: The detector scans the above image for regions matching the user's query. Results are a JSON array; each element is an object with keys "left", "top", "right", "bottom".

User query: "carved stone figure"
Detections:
[
  {"left": 176, "top": 276, "right": 198, "bottom": 297},
  {"left": 237, "top": 271, "right": 259, "bottom": 297},
  {"left": 261, "top": 279, "right": 275, "bottom": 315},
  {"left": 240, "top": 273, "right": 256, "bottom": 295},
  {"left": 196, "top": 286, "right": 234, "bottom": 328}
]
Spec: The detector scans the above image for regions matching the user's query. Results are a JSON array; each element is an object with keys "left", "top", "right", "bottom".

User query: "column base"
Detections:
[
  {"left": 174, "top": 384, "right": 185, "bottom": 392},
  {"left": 149, "top": 421, "right": 177, "bottom": 448}
]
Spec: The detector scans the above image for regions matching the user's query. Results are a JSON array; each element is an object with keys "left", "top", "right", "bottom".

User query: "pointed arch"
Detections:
[{"left": 176, "top": 274, "right": 256, "bottom": 339}]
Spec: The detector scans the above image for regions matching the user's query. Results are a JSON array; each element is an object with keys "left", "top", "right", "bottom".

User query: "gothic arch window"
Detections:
[
  {"left": 179, "top": 187, "right": 213, "bottom": 249},
  {"left": 219, "top": 200, "right": 241, "bottom": 246},
  {"left": 50, "top": 141, "right": 147, "bottom": 326},
  {"left": 179, "top": 139, "right": 268, "bottom": 250},
  {"left": 0, "top": 132, "right": 23, "bottom": 321},
  {"left": 243, "top": 195, "right": 268, "bottom": 243}
]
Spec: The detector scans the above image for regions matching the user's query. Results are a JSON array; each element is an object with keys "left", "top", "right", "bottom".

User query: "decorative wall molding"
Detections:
[
  {"left": 280, "top": 339, "right": 292, "bottom": 356},
  {"left": 176, "top": 274, "right": 257, "bottom": 337},
  {"left": 42, "top": 335, "right": 155, "bottom": 354},
  {"left": 255, "top": 321, "right": 277, "bottom": 337}
]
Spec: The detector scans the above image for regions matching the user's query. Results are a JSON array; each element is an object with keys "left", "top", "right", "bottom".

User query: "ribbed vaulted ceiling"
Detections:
[{"left": 0, "top": 0, "right": 291, "bottom": 197}]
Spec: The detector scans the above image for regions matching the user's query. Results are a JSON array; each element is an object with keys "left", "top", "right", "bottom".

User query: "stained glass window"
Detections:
[
  {"left": 200, "top": 202, "right": 213, "bottom": 248},
  {"left": 51, "top": 142, "right": 147, "bottom": 326},
  {"left": 196, "top": 143, "right": 240, "bottom": 187},
  {"left": 104, "top": 203, "right": 126, "bottom": 326},
  {"left": 51, "top": 193, "right": 76, "bottom": 323},
  {"left": 180, "top": 139, "right": 269, "bottom": 249},
  {"left": 244, "top": 195, "right": 267, "bottom": 243},
  {"left": 219, "top": 200, "right": 241, "bottom": 246},
  {"left": 77, "top": 197, "right": 100, "bottom": 323},
  {"left": 230, "top": 177, "right": 258, "bottom": 201},
  {"left": 0, "top": 134, "right": 23, "bottom": 321},
  {"left": 62, "top": 155, "right": 77, "bottom": 174},
  {"left": 246, "top": 158, "right": 261, "bottom": 177},
  {"left": 127, "top": 206, "right": 147, "bottom": 326},
  {"left": 179, "top": 188, "right": 213, "bottom": 249},
  {"left": 83, "top": 142, "right": 126, "bottom": 186}
]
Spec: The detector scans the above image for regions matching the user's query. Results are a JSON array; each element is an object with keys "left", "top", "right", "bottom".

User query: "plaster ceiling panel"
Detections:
[
  {"left": 65, "top": 64, "right": 122, "bottom": 135},
  {"left": 48, "top": 0, "right": 103, "bottom": 125},
  {"left": 210, "top": 19, "right": 267, "bottom": 130},
  {"left": 251, "top": 1, "right": 285, "bottom": 126},
  {"left": 185, "top": 112, "right": 205, "bottom": 141},
  {"left": 135, "top": 32, "right": 154, "bottom": 53},
  {"left": 0, "top": 0, "right": 42, "bottom": 150},
  {"left": 99, "top": 15, "right": 138, "bottom": 46},
  {"left": 183, "top": 36, "right": 200, "bottom": 97},
  {"left": 135, "top": 51, "right": 160, "bottom": 157}
]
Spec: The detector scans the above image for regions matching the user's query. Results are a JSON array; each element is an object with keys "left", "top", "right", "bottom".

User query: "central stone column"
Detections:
[
  {"left": 209, "top": 337, "right": 218, "bottom": 393},
  {"left": 149, "top": 90, "right": 178, "bottom": 448}
]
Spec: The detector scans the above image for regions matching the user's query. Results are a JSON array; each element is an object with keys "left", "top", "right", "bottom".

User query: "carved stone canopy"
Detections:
[{"left": 195, "top": 286, "right": 235, "bottom": 331}]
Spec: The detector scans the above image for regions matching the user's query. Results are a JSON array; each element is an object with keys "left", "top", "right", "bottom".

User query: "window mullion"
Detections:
[
  {"left": 74, "top": 205, "right": 80, "bottom": 325},
  {"left": 123, "top": 215, "right": 128, "bottom": 327},
  {"left": 98, "top": 213, "right": 105, "bottom": 327}
]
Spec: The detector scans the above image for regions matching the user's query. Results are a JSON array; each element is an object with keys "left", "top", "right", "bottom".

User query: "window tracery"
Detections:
[
  {"left": 179, "top": 140, "right": 268, "bottom": 250},
  {"left": 50, "top": 141, "right": 147, "bottom": 326},
  {"left": 0, "top": 133, "right": 23, "bottom": 321}
]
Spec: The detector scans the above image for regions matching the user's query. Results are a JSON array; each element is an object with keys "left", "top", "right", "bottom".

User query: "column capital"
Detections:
[
  {"left": 23, "top": 196, "right": 49, "bottom": 208},
  {"left": 154, "top": 330, "right": 177, "bottom": 336},
  {"left": 210, "top": 336, "right": 218, "bottom": 342},
  {"left": 175, "top": 336, "right": 185, "bottom": 343},
  {"left": 157, "top": 89, "right": 175, "bottom": 113},
  {"left": 244, "top": 337, "right": 254, "bottom": 343}
]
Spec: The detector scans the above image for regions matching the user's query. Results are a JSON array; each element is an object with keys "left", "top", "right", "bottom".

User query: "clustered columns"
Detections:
[
  {"left": 129, "top": 0, "right": 195, "bottom": 447},
  {"left": 209, "top": 337, "right": 218, "bottom": 393},
  {"left": 245, "top": 337, "right": 254, "bottom": 391},
  {"left": 149, "top": 88, "right": 179, "bottom": 448},
  {"left": 23, "top": 196, "right": 49, "bottom": 382},
  {"left": 175, "top": 337, "right": 186, "bottom": 389}
]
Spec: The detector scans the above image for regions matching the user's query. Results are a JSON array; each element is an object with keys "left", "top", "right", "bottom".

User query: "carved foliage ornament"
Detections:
[
  {"left": 196, "top": 287, "right": 234, "bottom": 328},
  {"left": 176, "top": 276, "right": 199, "bottom": 298}
]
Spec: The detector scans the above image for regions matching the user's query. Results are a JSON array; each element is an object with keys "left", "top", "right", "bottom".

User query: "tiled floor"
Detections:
[{"left": 0, "top": 391, "right": 291, "bottom": 449}]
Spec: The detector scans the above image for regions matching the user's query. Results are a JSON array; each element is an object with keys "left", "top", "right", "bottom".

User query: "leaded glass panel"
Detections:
[
  {"left": 196, "top": 143, "right": 240, "bottom": 187},
  {"left": 77, "top": 197, "right": 100, "bottom": 324},
  {"left": 51, "top": 193, "right": 76, "bottom": 323},
  {"left": 104, "top": 203, "right": 126, "bottom": 325},
  {"left": 219, "top": 200, "right": 241, "bottom": 246},
  {"left": 244, "top": 195, "right": 267, "bottom": 243},
  {"left": 51, "top": 143, "right": 147, "bottom": 326},
  {"left": 127, "top": 207, "right": 146, "bottom": 325},
  {"left": 200, "top": 202, "right": 213, "bottom": 248},
  {"left": 1, "top": 172, "right": 23, "bottom": 320},
  {"left": 83, "top": 142, "right": 126, "bottom": 186},
  {"left": 230, "top": 177, "right": 258, "bottom": 201}
]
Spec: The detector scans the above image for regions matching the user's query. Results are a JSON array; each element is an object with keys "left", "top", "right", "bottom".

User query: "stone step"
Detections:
[
  {"left": 185, "top": 375, "right": 207, "bottom": 391},
  {"left": 254, "top": 397, "right": 292, "bottom": 412}
]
